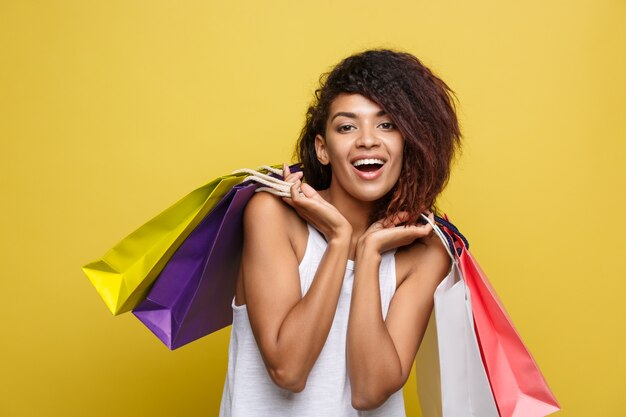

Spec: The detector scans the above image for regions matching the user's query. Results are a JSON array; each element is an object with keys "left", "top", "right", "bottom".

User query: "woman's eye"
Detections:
[
  {"left": 380, "top": 122, "right": 396, "bottom": 129},
  {"left": 337, "top": 125, "right": 354, "bottom": 132}
]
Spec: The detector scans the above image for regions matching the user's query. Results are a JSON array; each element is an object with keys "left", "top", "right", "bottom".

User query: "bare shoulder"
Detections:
[
  {"left": 243, "top": 191, "right": 308, "bottom": 261},
  {"left": 244, "top": 190, "right": 291, "bottom": 222},
  {"left": 395, "top": 231, "right": 453, "bottom": 288}
]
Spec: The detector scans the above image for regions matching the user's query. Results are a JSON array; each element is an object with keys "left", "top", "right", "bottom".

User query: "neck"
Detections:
[{"left": 318, "top": 180, "right": 375, "bottom": 243}]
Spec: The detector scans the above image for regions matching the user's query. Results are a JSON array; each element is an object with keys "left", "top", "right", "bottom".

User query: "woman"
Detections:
[{"left": 219, "top": 48, "right": 462, "bottom": 416}]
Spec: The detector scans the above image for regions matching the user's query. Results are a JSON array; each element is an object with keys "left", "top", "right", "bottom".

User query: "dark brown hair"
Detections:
[{"left": 293, "top": 48, "right": 462, "bottom": 226}]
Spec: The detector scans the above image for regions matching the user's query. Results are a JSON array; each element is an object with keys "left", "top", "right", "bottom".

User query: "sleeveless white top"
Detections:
[{"left": 218, "top": 223, "right": 406, "bottom": 417}]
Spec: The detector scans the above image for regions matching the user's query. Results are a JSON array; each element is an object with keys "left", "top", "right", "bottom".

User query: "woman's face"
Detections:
[{"left": 315, "top": 93, "right": 404, "bottom": 202}]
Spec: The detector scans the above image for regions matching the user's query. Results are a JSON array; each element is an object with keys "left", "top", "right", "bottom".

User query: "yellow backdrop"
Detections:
[{"left": 1, "top": 1, "right": 624, "bottom": 416}]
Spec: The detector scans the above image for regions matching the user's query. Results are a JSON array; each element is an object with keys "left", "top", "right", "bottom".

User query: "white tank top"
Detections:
[{"left": 218, "top": 223, "right": 406, "bottom": 417}]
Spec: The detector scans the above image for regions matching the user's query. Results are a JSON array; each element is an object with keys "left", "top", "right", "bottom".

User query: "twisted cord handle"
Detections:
[{"left": 231, "top": 166, "right": 303, "bottom": 197}]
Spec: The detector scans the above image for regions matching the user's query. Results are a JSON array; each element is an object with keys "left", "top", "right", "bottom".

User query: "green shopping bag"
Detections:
[{"left": 82, "top": 173, "right": 246, "bottom": 315}]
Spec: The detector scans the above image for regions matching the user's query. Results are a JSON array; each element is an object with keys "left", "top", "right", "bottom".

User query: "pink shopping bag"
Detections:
[{"left": 440, "top": 216, "right": 560, "bottom": 417}]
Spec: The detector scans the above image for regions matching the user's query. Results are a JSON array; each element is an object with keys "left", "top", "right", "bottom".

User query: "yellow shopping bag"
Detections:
[{"left": 82, "top": 173, "right": 246, "bottom": 315}]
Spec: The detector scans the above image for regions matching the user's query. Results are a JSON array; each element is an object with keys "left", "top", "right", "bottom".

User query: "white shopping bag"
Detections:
[{"left": 416, "top": 218, "right": 499, "bottom": 417}]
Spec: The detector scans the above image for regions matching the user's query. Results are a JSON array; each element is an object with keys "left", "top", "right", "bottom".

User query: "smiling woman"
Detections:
[
  {"left": 218, "top": 49, "right": 462, "bottom": 417},
  {"left": 312, "top": 93, "right": 406, "bottom": 206}
]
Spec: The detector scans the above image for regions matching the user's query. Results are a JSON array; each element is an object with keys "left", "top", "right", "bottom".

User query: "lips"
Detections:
[{"left": 351, "top": 161, "right": 385, "bottom": 180}]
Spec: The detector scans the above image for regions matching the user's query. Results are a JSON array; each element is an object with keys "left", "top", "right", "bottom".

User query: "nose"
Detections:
[{"left": 355, "top": 126, "right": 381, "bottom": 148}]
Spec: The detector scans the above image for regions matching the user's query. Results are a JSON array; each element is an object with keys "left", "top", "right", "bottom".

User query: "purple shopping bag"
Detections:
[
  {"left": 132, "top": 182, "right": 254, "bottom": 349},
  {"left": 132, "top": 163, "right": 301, "bottom": 350}
]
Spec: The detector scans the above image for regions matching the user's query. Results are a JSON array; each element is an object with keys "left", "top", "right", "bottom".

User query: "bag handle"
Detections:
[
  {"left": 420, "top": 214, "right": 459, "bottom": 266},
  {"left": 231, "top": 164, "right": 304, "bottom": 197},
  {"left": 435, "top": 216, "right": 469, "bottom": 252}
]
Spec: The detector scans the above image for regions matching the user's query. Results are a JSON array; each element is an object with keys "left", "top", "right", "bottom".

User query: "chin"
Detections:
[{"left": 350, "top": 185, "right": 395, "bottom": 203}]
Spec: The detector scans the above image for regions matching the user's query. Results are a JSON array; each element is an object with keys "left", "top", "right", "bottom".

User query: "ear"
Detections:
[{"left": 314, "top": 134, "right": 330, "bottom": 165}]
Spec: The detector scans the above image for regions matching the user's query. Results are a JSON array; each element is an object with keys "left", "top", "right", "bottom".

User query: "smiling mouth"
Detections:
[
  {"left": 355, "top": 164, "right": 383, "bottom": 172},
  {"left": 352, "top": 158, "right": 385, "bottom": 173}
]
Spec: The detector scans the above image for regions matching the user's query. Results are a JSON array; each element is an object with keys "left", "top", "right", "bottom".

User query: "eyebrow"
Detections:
[{"left": 330, "top": 110, "right": 387, "bottom": 122}]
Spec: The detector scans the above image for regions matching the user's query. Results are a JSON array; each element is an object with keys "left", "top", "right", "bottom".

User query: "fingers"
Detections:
[
  {"left": 280, "top": 162, "right": 301, "bottom": 206},
  {"left": 299, "top": 182, "right": 319, "bottom": 199},
  {"left": 422, "top": 210, "right": 435, "bottom": 230},
  {"left": 371, "top": 220, "right": 434, "bottom": 252},
  {"left": 281, "top": 179, "right": 301, "bottom": 207},
  {"left": 281, "top": 179, "right": 318, "bottom": 201},
  {"left": 282, "top": 163, "right": 303, "bottom": 182},
  {"left": 389, "top": 210, "right": 432, "bottom": 238},
  {"left": 398, "top": 223, "right": 433, "bottom": 240},
  {"left": 382, "top": 211, "right": 426, "bottom": 228},
  {"left": 283, "top": 180, "right": 323, "bottom": 212},
  {"left": 392, "top": 211, "right": 410, "bottom": 225},
  {"left": 389, "top": 211, "right": 435, "bottom": 228},
  {"left": 377, "top": 211, "right": 404, "bottom": 228},
  {"left": 290, "top": 179, "right": 303, "bottom": 201},
  {"left": 282, "top": 179, "right": 314, "bottom": 224},
  {"left": 417, "top": 210, "right": 435, "bottom": 238},
  {"left": 283, "top": 163, "right": 302, "bottom": 179},
  {"left": 285, "top": 171, "right": 303, "bottom": 183},
  {"left": 280, "top": 163, "right": 303, "bottom": 205}
]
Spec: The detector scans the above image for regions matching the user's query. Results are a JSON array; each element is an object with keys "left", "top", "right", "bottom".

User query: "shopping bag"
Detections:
[
  {"left": 416, "top": 216, "right": 499, "bottom": 417},
  {"left": 133, "top": 163, "right": 303, "bottom": 349},
  {"left": 132, "top": 181, "right": 254, "bottom": 349},
  {"left": 82, "top": 174, "right": 245, "bottom": 315},
  {"left": 441, "top": 219, "right": 560, "bottom": 417}
]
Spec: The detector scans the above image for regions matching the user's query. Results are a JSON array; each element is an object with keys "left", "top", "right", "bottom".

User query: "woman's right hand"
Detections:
[{"left": 280, "top": 163, "right": 352, "bottom": 242}]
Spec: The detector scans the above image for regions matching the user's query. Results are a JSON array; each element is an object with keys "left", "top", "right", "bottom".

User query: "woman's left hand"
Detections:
[{"left": 357, "top": 210, "right": 435, "bottom": 255}]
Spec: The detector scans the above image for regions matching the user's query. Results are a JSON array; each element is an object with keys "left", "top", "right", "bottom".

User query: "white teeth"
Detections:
[{"left": 352, "top": 158, "right": 385, "bottom": 167}]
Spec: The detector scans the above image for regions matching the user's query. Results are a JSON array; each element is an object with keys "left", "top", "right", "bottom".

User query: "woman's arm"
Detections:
[
  {"left": 347, "top": 231, "right": 452, "bottom": 410},
  {"left": 242, "top": 191, "right": 351, "bottom": 393}
]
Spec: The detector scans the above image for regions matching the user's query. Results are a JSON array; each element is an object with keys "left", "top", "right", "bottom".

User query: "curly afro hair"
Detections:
[{"left": 293, "top": 48, "right": 463, "bottom": 226}]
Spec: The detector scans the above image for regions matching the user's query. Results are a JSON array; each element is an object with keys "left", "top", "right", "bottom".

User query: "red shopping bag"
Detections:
[{"left": 440, "top": 216, "right": 560, "bottom": 417}]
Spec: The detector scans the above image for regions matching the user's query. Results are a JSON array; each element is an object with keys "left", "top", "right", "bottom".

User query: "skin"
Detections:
[{"left": 234, "top": 93, "right": 452, "bottom": 411}]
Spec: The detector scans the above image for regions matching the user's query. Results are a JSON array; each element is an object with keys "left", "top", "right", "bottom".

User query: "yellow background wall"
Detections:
[{"left": 1, "top": 1, "right": 624, "bottom": 416}]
